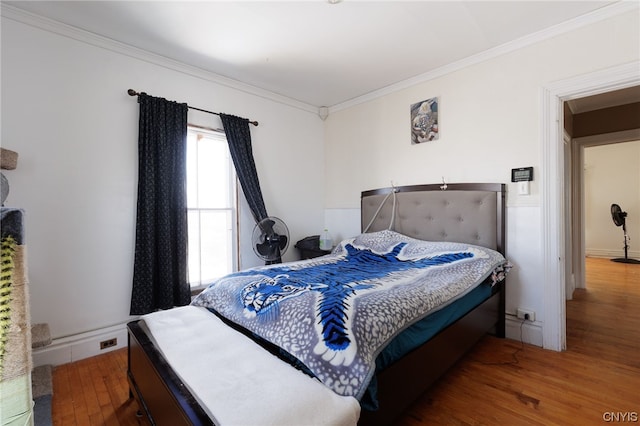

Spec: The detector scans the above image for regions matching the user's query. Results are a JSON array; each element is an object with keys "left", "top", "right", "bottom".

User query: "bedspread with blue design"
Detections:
[{"left": 191, "top": 230, "right": 509, "bottom": 400}]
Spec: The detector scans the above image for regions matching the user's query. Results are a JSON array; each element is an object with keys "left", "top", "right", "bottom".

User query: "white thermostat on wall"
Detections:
[{"left": 512, "top": 167, "right": 533, "bottom": 196}]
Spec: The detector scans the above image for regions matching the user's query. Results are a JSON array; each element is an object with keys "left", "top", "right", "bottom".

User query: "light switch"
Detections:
[{"left": 518, "top": 181, "right": 530, "bottom": 195}]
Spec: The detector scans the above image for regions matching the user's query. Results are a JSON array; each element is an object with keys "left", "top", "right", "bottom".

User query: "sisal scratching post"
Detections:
[
  {"left": 1, "top": 245, "right": 32, "bottom": 381},
  {"left": 1, "top": 210, "right": 34, "bottom": 426}
]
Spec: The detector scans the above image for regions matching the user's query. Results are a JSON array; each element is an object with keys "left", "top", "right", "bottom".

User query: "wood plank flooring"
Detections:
[
  {"left": 51, "top": 257, "right": 640, "bottom": 425},
  {"left": 394, "top": 257, "right": 640, "bottom": 425},
  {"left": 51, "top": 339, "right": 140, "bottom": 426}
]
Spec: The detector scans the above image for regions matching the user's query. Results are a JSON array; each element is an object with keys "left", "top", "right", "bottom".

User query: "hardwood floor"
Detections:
[
  {"left": 51, "top": 257, "right": 639, "bottom": 425},
  {"left": 50, "top": 341, "right": 140, "bottom": 426},
  {"left": 394, "top": 257, "right": 640, "bottom": 425}
]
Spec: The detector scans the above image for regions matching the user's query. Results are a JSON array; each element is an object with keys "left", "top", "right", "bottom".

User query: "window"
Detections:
[{"left": 186, "top": 128, "right": 237, "bottom": 289}]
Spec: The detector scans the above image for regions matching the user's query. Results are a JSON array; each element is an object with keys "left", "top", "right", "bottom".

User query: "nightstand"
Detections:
[
  {"left": 297, "top": 247, "right": 332, "bottom": 259},
  {"left": 294, "top": 237, "right": 332, "bottom": 259}
]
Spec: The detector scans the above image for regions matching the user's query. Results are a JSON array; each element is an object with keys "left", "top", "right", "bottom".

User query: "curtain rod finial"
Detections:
[{"left": 127, "top": 89, "right": 138, "bottom": 96}]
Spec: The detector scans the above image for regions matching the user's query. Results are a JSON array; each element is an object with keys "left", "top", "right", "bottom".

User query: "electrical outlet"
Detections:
[
  {"left": 516, "top": 308, "right": 535, "bottom": 322},
  {"left": 100, "top": 338, "right": 117, "bottom": 350}
]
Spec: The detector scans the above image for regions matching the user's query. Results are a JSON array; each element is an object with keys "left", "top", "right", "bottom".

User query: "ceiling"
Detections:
[{"left": 4, "top": 1, "right": 633, "bottom": 108}]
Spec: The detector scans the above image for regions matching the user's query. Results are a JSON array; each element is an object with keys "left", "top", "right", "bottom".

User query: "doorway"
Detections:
[
  {"left": 541, "top": 61, "right": 640, "bottom": 351},
  {"left": 567, "top": 99, "right": 640, "bottom": 299}
]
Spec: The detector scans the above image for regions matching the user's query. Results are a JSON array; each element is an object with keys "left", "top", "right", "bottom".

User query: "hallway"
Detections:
[{"left": 566, "top": 256, "right": 640, "bottom": 368}]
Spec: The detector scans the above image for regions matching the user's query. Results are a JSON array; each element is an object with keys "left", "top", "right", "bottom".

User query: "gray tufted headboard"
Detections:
[{"left": 361, "top": 183, "right": 505, "bottom": 254}]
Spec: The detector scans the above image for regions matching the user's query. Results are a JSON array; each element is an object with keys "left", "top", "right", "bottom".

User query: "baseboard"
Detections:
[
  {"left": 32, "top": 315, "right": 543, "bottom": 366},
  {"left": 505, "top": 314, "right": 543, "bottom": 347},
  {"left": 586, "top": 249, "right": 640, "bottom": 259},
  {"left": 32, "top": 323, "right": 129, "bottom": 367}
]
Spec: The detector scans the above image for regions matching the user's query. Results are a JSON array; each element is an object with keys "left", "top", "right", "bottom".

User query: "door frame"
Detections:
[{"left": 541, "top": 61, "right": 640, "bottom": 351}]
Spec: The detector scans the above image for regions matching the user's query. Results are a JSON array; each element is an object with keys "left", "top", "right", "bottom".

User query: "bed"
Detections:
[{"left": 127, "top": 182, "right": 507, "bottom": 425}]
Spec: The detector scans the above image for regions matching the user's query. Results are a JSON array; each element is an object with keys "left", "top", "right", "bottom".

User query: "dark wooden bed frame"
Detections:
[{"left": 127, "top": 182, "right": 506, "bottom": 426}]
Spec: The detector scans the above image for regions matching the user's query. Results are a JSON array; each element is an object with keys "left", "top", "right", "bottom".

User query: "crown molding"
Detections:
[
  {"left": 2, "top": 2, "right": 636, "bottom": 117},
  {"left": 0, "top": 4, "right": 318, "bottom": 114},
  {"left": 330, "top": 1, "right": 639, "bottom": 113}
]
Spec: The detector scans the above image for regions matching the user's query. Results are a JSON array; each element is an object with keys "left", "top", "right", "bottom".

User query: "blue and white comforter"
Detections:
[{"left": 191, "top": 230, "right": 509, "bottom": 400}]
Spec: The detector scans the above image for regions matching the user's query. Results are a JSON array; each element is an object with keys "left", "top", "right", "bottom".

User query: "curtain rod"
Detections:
[{"left": 127, "top": 89, "right": 259, "bottom": 126}]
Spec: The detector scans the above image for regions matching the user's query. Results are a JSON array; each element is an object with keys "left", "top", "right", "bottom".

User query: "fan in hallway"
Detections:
[{"left": 610, "top": 204, "right": 640, "bottom": 264}]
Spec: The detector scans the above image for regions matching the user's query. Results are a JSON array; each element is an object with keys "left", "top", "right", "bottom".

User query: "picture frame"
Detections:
[{"left": 410, "top": 97, "right": 439, "bottom": 144}]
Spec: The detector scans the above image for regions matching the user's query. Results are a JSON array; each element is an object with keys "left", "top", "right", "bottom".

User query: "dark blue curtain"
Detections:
[
  {"left": 220, "top": 114, "right": 267, "bottom": 223},
  {"left": 130, "top": 93, "right": 190, "bottom": 315}
]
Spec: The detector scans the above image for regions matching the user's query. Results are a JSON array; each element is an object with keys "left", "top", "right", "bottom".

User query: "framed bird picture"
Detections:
[{"left": 410, "top": 97, "right": 439, "bottom": 144}]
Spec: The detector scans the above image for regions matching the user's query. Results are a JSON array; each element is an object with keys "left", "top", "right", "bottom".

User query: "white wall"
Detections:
[
  {"left": 584, "top": 140, "right": 640, "bottom": 258},
  {"left": 1, "top": 13, "right": 325, "bottom": 348},
  {"left": 323, "top": 10, "right": 639, "bottom": 345}
]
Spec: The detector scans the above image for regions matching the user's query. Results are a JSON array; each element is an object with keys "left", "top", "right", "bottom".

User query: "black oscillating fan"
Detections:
[
  {"left": 610, "top": 204, "right": 640, "bottom": 264},
  {"left": 252, "top": 217, "right": 289, "bottom": 265}
]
